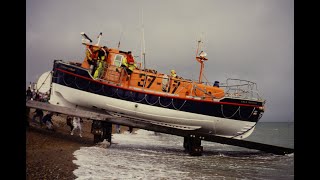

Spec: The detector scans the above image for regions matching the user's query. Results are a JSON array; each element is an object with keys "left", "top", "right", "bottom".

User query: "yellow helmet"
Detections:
[{"left": 171, "top": 69, "right": 176, "bottom": 74}]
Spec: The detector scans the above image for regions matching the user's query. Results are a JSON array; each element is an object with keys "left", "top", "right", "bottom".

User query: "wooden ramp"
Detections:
[
  {"left": 26, "top": 100, "right": 294, "bottom": 155},
  {"left": 197, "top": 133, "right": 294, "bottom": 155}
]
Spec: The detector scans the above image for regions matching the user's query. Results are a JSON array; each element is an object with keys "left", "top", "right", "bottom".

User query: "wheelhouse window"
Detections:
[{"left": 114, "top": 54, "right": 124, "bottom": 67}]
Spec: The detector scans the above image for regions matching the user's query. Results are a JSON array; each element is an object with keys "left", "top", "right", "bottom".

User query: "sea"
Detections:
[{"left": 72, "top": 122, "right": 294, "bottom": 180}]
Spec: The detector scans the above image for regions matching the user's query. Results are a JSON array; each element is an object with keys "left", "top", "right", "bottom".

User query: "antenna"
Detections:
[
  {"left": 96, "top": 32, "right": 102, "bottom": 46},
  {"left": 141, "top": 8, "right": 146, "bottom": 70},
  {"left": 196, "top": 39, "right": 201, "bottom": 57},
  {"left": 195, "top": 32, "right": 204, "bottom": 56},
  {"left": 80, "top": 32, "right": 93, "bottom": 43},
  {"left": 118, "top": 30, "right": 124, "bottom": 49}
]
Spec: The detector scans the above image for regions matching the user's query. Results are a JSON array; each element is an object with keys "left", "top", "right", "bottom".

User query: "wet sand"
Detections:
[{"left": 26, "top": 110, "right": 131, "bottom": 180}]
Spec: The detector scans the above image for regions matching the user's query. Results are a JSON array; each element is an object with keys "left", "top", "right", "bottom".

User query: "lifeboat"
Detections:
[{"left": 41, "top": 32, "right": 266, "bottom": 140}]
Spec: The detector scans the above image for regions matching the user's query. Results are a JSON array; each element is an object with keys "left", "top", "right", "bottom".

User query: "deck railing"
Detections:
[{"left": 219, "top": 78, "right": 263, "bottom": 101}]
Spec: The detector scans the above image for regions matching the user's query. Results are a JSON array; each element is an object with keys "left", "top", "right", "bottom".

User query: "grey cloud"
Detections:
[{"left": 26, "top": 0, "right": 293, "bottom": 122}]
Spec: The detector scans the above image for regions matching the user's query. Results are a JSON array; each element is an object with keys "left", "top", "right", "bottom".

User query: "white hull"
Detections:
[{"left": 49, "top": 83, "right": 255, "bottom": 139}]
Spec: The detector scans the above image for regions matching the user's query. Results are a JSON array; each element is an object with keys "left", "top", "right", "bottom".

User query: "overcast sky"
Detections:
[{"left": 26, "top": 0, "right": 294, "bottom": 122}]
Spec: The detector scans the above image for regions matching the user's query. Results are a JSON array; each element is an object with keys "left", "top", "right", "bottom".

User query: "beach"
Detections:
[
  {"left": 26, "top": 110, "right": 294, "bottom": 179},
  {"left": 26, "top": 110, "right": 129, "bottom": 180}
]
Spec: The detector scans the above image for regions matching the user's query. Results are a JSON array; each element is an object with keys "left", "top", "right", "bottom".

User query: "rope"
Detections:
[
  {"left": 116, "top": 89, "right": 130, "bottom": 99},
  {"left": 221, "top": 105, "right": 240, "bottom": 119},
  {"left": 230, "top": 122, "right": 257, "bottom": 139},
  {"left": 74, "top": 77, "right": 90, "bottom": 90},
  {"left": 159, "top": 97, "right": 172, "bottom": 107},
  {"left": 36, "top": 71, "right": 53, "bottom": 91},
  {"left": 145, "top": 95, "right": 159, "bottom": 106},
  {"left": 172, "top": 99, "right": 187, "bottom": 110},
  {"left": 257, "top": 111, "right": 264, "bottom": 120},
  {"left": 62, "top": 73, "right": 75, "bottom": 86},
  {"left": 51, "top": 70, "right": 63, "bottom": 81},
  {"left": 131, "top": 93, "right": 146, "bottom": 103},
  {"left": 102, "top": 85, "right": 117, "bottom": 96},
  {"left": 88, "top": 81, "right": 103, "bottom": 93},
  {"left": 239, "top": 107, "right": 255, "bottom": 120}
]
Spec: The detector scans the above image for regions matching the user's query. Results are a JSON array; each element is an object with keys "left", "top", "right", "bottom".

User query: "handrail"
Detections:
[
  {"left": 194, "top": 78, "right": 264, "bottom": 101},
  {"left": 221, "top": 78, "right": 263, "bottom": 101}
]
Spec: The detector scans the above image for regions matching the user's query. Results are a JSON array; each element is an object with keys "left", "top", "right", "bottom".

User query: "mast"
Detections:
[
  {"left": 196, "top": 39, "right": 207, "bottom": 83},
  {"left": 80, "top": 32, "right": 93, "bottom": 43},
  {"left": 96, "top": 32, "right": 102, "bottom": 46}
]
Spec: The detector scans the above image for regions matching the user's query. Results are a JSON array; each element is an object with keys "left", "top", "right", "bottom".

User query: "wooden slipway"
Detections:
[{"left": 26, "top": 100, "right": 294, "bottom": 155}]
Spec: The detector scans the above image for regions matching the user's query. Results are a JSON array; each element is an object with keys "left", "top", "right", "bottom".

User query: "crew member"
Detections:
[
  {"left": 127, "top": 51, "right": 134, "bottom": 65},
  {"left": 26, "top": 87, "right": 32, "bottom": 100},
  {"left": 122, "top": 51, "right": 137, "bottom": 76},
  {"left": 42, "top": 112, "right": 54, "bottom": 131},
  {"left": 86, "top": 45, "right": 99, "bottom": 75},
  {"left": 93, "top": 49, "right": 106, "bottom": 79},
  {"left": 213, "top": 81, "right": 220, "bottom": 87},
  {"left": 170, "top": 69, "right": 177, "bottom": 78},
  {"left": 71, "top": 116, "right": 83, "bottom": 137}
]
